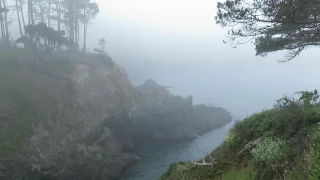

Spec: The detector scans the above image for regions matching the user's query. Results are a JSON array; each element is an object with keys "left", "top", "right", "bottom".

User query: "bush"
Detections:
[
  {"left": 284, "top": 169, "right": 306, "bottom": 180},
  {"left": 309, "top": 124, "right": 320, "bottom": 180},
  {"left": 251, "top": 137, "right": 291, "bottom": 166},
  {"left": 224, "top": 131, "right": 236, "bottom": 148},
  {"left": 306, "top": 107, "right": 320, "bottom": 124},
  {"left": 160, "top": 90, "right": 320, "bottom": 180}
]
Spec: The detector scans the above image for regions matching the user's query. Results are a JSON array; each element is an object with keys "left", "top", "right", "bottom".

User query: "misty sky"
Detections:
[
  {"left": 86, "top": 0, "right": 320, "bottom": 119},
  {"left": 7, "top": 0, "right": 319, "bottom": 119}
]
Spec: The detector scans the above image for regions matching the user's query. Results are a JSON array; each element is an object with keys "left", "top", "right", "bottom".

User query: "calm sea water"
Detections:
[{"left": 124, "top": 120, "right": 235, "bottom": 180}]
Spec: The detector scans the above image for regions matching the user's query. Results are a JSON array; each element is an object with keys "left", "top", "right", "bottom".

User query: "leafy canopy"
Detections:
[
  {"left": 16, "top": 23, "right": 66, "bottom": 51},
  {"left": 216, "top": 0, "right": 320, "bottom": 62}
]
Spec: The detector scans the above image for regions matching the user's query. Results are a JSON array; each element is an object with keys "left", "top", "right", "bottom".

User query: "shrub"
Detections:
[
  {"left": 160, "top": 90, "right": 320, "bottom": 180},
  {"left": 295, "top": 90, "right": 319, "bottom": 105},
  {"left": 224, "top": 131, "right": 236, "bottom": 148},
  {"left": 309, "top": 124, "right": 320, "bottom": 180},
  {"left": 251, "top": 137, "right": 291, "bottom": 166},
  {"left": 284, "top": 169, "right": 306, "bottom": 180},
  {"left": 306, "top": 107, "right": 320, "bottom": 125},
  {"left": 231, "top": 110, "right": 276, "bottom": 148}
]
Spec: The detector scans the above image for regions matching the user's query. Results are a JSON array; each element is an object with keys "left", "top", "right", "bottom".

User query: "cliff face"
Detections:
[
  {"left": 128, "top": 79, "right": 232, "bottom": 144},
  {"left": 0, "top": 49, "right": 232, "bottom": 180},
  {"left": 0, "top": 50, "right": 138, "bottom": 180}
]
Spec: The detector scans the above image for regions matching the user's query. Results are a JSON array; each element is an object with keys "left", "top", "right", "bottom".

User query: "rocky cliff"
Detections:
[
  {"left": 128, "top": 79, "right": 232, "bottom": 144},
  {"left": 0, "top": 50, "right": 138, "bottom": 180},
  {"left": 0, "top": 49, "right": 232, "bottom": 180}
]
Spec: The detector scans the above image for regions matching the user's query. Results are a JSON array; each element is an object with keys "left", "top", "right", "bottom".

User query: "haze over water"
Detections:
[{"left": 88, "top": 0, "right": 319, "bottom": 118}]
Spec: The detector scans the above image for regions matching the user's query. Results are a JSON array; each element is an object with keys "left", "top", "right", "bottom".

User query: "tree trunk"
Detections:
[
  {"left": 56, "top": 0, "right": 60, "bottom": 31},
  {"left": 38, "top": 1, "right": 44, "bottom": 22},
  {"left": 48, "top": 0, "right": 51, "bottom": 27},
  {"left": 19, "top": 0, "right": 25, "bottom": 28},
  {"left": 0, "top": 22, "right": 4, "bottom": 45},
  {"left": 55, "top": 0, "right": 61, "bottom": 51},
  {"left": 83, "top": 25, "right": 87, "bottom": 52},
  {"left": 37, "top": 1, "right": 47, "bottom": 50},
  {"left": 31, "top": 0, "right": 34, "bottom": 25},
  {"left": 28, "top": 0, "right": 34, "bottom": 25},
  {"left": 74, "top": 0, "right": 79, "bottom": 50},
  {"left": 75, "top": 16, "right": 78, "bottom": 48},
  {"left": 0, "top": 0, "right": 5, "bottom": 44},
  {"left": 69, "top": 0, "right": 75, "bottom": 51},
  {"left": 82, "top": 0, "right": 86, "bottom": 52},
  {"left": 2, "top": 0, "right": 9, "bottom": 45},
  {"left": 15, "top": 0, "right": 23, "bottom": 37},
  {"left": 77, "top": 23, "right": 80, "bottom": 46},
  {"left": 27, "top": 0, "right": 30, "bottom": 25}
]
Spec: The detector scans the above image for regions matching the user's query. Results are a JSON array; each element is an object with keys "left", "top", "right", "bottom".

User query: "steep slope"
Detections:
[
  {"left": 0, "top": 49, "right": 138, "bottom": 180},
  {"left": 161, "top": 92, "right": 320, "bottom": 180},
  {"left": 0, "top": 49, "right": 233, "bottom": 180}
]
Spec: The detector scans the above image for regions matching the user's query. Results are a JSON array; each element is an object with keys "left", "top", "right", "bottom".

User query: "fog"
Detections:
[
  {"left": 6, "top": 0, "right": 320, "bottom": 118},
  {"left": 1, "top": 1, "right": 319, "bottom": 179},
  {"left": 77, "top": 0, "right": 318, "bottom": 119}
]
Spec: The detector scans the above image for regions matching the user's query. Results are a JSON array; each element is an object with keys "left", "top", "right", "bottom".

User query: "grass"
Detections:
[
  {"left": 161, "top": 92, "right": 320, "bottom": 180},
  {"left": 0, "top": 87, "right": 37, "bottom": 159},
  {"left": 160, "top": 162, "right": 187, "bottom": 179},
  {"left": 220, "top": 167, "right": 256, "bottom": 180}
]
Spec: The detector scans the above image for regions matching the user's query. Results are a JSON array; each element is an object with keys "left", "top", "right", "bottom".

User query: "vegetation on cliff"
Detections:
[
  {"left": 0, "top": 48, "right": 139, "bottom": 180},
  {"left": 0, "top": 48, "right": 233, "bottom": 179},
  {"left": 161, "top": 90, "right": 320, "bottom": 180}
]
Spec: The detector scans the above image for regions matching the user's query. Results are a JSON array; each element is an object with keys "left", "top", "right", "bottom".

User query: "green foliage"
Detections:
[
  {"left": 93, "top": 38, "right": 107, "bottom": 54},
  {"left": 295, "top": 90, "right": 319, "bottom": 105},
  {"left": 0, "top": 88, "right": 37, "bottom": 159},
  {"left": 251, "top": 137, "right": 291, "bottom": 166},
  {"left": 224, "top": 132, "right": 236, "bottom": 148},
  {"left": 161, "top": 90, "right": 320, "bottom": 180},
  {"left": 308, "top": 146, "right": 320, "bottom": 180},
  {"left": 221, "top": 167, "right": 256, "bottom": 180},
  {"left": 308, "top": 124, "right": 320, "bottom": 180},
  {"left": 16, "top": 22, "right": 66, "bottom": 51},
  {"left": 215, "top": 0, "right": 320, "bottom": 61},
  {"left": 160, "top": 162, "right": 186, "bottom": 179},
  {"left": 0, "top": 116, "right": 36, "bottom": 159},
  {"left": 284, "top": 169, "right": 306, "bottom": 180},
  {"left": 275, "top": 95, "right": 294, "bottom": 108}
]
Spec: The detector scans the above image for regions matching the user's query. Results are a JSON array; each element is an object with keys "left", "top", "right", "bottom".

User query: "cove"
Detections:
[{"left": 124, "top": 120, "right": 236, "bottom": 180}]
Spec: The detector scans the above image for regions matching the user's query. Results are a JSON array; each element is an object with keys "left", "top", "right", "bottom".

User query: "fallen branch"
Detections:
[
  {"left": 193, "top": 162, "right": 214, "bottom": 166},
  {"left": 193, "top": 146, "right": 217, "bottom": 168},
  {"left": 238, "top": 137, "right": 262, "bottom": 155}
]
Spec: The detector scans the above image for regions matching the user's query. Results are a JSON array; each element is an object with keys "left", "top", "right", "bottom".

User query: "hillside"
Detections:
[
  {"left": 0, "top": 49, "right": 139, "bottom": 180},
  {"left": 161, "top": 91, "right": 320, "bottom": 180},
  {"left": 0, "top": 49, "right": 232, "bottom": 180}
]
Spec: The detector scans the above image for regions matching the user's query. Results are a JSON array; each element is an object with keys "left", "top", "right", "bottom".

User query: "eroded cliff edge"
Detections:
[{"left": 0, "top": 49, "right": 231, "bottom": 180}]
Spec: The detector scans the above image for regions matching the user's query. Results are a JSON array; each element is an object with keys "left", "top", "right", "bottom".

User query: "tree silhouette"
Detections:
[{"left": 216, "top": 0, "right": 320, "bottom": 61}]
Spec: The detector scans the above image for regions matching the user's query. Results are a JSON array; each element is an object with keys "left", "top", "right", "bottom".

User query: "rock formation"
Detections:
[
  {"left": 0, "top": 51, "right": 138, "bottom": 180},
  {"left": 0, "top": 50, "right": 232, "bottom": 180},
  {"left": 128, "top": 79, "right": 232, "bottom": 144}
]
